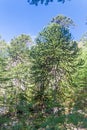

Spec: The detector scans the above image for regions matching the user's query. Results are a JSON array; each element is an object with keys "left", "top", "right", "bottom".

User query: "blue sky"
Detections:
[{"left": 0, "top": 0, "right": 87, "bottom": 42}]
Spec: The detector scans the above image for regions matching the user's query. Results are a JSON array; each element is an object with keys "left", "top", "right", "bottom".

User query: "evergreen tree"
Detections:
[
  {"left": 6, "top": 34, "right": 32, "bottom": 115},
  {"left": 74, "top": 36, "right": 87, "bottom": 113},
  {"left": 30, "top": 23, "right": 78, "bottom": 129}
]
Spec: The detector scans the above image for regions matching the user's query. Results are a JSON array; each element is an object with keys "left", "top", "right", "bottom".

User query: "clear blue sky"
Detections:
[{"left": 0, "top": 0, "right": 87, "bottom": 42}]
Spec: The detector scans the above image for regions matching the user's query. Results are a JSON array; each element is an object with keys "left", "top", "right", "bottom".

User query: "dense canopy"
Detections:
[{"left": 0, "top": 15, "right": 87, "bottom": 130}]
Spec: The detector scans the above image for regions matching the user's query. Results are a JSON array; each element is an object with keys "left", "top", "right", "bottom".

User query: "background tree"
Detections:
[
  {"left": 51, "top": 14, "right": 75, "bottom": 28},
  {"left": 66, "top": 36, "right": 87, "bottom": 129},
  {"left": 74, "top": 34, "right": 87, "bottom": 114},
  {"left": 0, "top": 38, "right": 9, "bottom": 106},
  {"left": 6, "top": 34, "right": 32, "bottom": 115}
]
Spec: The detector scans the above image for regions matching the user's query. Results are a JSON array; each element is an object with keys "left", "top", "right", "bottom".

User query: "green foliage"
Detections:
[
  {"left": 51, "top": 15, "right": 75, "bottom": 28},
  {"left": 73, "top": 39, "right": 87, "bottom": 113},
  {"left": 30, "top": 23, "right": 78, "bottom": 111},
  {"left": 0, "top": 16, "right": 87, "bottom": 130},
  {"left": 28, "top": 0, "right": 69, "bottom": 6}
]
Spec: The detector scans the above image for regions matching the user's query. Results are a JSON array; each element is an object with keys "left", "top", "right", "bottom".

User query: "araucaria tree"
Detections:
[{"left": 30, "top": 22, "right": 78, "bottom": 128}]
